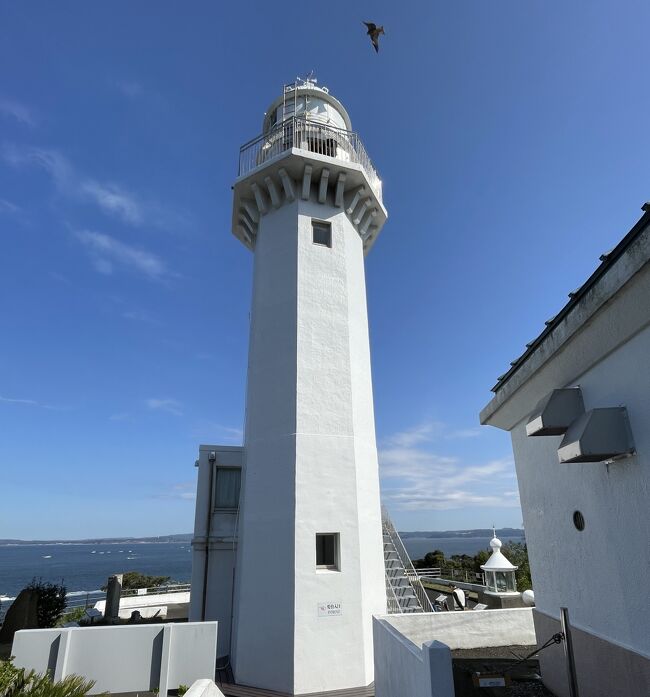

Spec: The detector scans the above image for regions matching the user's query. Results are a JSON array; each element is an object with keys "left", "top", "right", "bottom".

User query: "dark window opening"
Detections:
[
  {"left": 316, "top": 533, "right": 339, "bottom": 570},
  {"left": 312, "top": 221, "right": 332, "bottom": 248},
  {"left": 214, "top": 467, "right": 241, "bottom": 510}
]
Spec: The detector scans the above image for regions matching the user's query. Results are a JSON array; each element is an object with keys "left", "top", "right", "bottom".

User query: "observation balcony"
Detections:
[{"left": 238, "top": 116, "right": 382, "bottom": 203}]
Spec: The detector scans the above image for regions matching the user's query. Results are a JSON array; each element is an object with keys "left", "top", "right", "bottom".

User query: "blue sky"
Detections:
[{"left": 2, "top": 1, "right": 649, "bottom": 538}]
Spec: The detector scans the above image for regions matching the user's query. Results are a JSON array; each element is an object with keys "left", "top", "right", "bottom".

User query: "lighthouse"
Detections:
[{"left": 197, "top": 78, "right": 388, "bottom": 695}]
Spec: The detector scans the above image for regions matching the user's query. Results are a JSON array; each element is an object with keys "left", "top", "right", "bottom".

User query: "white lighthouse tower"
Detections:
[{"left": 229, "top": 79, "right": 388, "bottom": 695}]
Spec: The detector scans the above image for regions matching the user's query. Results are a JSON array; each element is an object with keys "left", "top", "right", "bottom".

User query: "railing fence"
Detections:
[
  {"left": 381, "top": 508, "right": 434, "bottom": 613},
  {"left": 238, "top": 116, "right": 382, "bottom": 201}
]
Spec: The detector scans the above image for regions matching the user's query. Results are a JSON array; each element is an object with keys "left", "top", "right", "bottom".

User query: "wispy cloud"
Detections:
[
  {"left": 1, "top": 145, "right": 157, "bottom": 227},
  {"left": 109, "top": 412, "right": 132, "bottom": 422},
  {"left": 447, "top": 427, "right": 483, "bottom": 439},
  {"left": 379, "top": 421, "right": 518, "bottom": 512},
  {"left": 0, "top": 198, "right": 20, "bottom": 215},
  {"left": 122, "top": 309, "right": 162, "bottom": 326},
  {"left": 387, "top": 422, "right": 443, "bottom": 447},
  {"left": 115, "top": 80, "right": 143, "bottom": 98},
  {"left": 146, "top": 398, "right": 183, "bottom": 416},
  {"left": 0, "top": 394, "right": 57, "bottom": 410},
  {"left": 49, "top": 271, "right": 72, "bottom": 285},
  {"left": 0, "top": 98, "right": 36, "bottom": 127},
  {"left": 0, "top": 198, "right": 29, "bottom": 227},
  {"left": 154, "top": 482, "right": 196, "bottom": 501},
  {"left": 190, "top": 421, "right": 243, "bottom": 444},
  {"left": 79, "top": 180, "right": 143, "bottom": 225},
  {"left": 73, "top": 229, "right": 169, "bottom": 281},
  {"left": 386, "top": 420, "right": 483, "bottom": 448}
]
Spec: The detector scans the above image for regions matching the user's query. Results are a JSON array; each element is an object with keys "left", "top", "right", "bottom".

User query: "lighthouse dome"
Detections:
[{"left": 263, "top": 78, "right": 352, "bottom": 133}]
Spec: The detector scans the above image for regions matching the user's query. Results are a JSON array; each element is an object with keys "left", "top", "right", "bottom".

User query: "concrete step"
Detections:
[{"left": 388, "top": 573, "right": 410, "bottom": 583}]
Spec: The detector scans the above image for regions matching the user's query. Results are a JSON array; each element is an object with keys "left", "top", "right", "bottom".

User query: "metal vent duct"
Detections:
[
  {"left": 558, "top": 407, "right": 635, "bottom": 463},
  {"left": 526, "top": 387, "right": 585, "bottom": 437}
]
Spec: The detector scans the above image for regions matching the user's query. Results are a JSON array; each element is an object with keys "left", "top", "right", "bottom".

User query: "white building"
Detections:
[
  {"left": 191, "top": 79, "right": 388, "bottom": 695},
  {"left": 480, "top": 206, "right": 650, "bottom": 696}
]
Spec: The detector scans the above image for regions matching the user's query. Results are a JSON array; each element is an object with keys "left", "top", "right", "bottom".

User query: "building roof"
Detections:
[{"left": 490, "top": 205, "right": 650, "bottom": 394}]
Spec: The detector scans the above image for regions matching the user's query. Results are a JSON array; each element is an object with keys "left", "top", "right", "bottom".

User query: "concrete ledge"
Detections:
[{"left": 379, "top": 608, "right": 535, "bottom": 650}]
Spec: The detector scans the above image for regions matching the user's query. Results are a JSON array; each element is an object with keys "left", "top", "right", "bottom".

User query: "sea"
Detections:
[
  {"left": 0, "top": 534, "right": 525, "bottom": 601},
  {"left": 0, "top": 542, "right": 193, "bottom": 601}
]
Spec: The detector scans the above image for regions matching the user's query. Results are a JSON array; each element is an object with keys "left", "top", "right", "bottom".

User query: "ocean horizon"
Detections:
[{"left": 0, "top": 532, "right": 525, "bottom": 600}]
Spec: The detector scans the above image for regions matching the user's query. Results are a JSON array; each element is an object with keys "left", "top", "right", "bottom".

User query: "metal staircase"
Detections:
[{"left": 382, "top": 508, "right": 433, "bottom": 613}]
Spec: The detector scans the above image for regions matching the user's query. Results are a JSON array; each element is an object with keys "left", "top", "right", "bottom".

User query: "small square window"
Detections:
[
  {"left": 316, "top": 533, "right": 339, "bottom": 570},
  {"left": 312, "top": 221, "right": 332, "bottom": 248}
]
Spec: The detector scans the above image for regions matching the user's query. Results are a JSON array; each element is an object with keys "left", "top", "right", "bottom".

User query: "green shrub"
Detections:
[
  {"left": 55, "top": 607, "right": 87, "bottom": 627},
  {"left": 100, "top": 571, "right": 171, "bottom": 592},
  {"left": 0, "top": 658, "right": 96, "bottom": 697},
  {"left": 178, "top": 684, "right": 189, "bottom": 696},
  {"left": 25, "top": 580, "right": 67, "bottom": 629}
]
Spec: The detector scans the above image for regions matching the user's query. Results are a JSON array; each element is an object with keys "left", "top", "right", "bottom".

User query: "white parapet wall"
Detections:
[
  {"left": 383, "top": 607, "right": 536, "bottom": 650},
  {"left": 373, "top": 609, "right": 536, "bottom": 697},
  {"left": 373, "top": 619, "right": 453, "bottom": 697},
  {"left": 12, "top": 621, "right": 218, "bottom": 695},
  {"left": 94, "top": 591, "right": 191, "bottom": 620}
]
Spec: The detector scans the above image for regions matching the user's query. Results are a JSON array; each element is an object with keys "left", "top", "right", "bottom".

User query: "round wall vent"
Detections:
[{"left": 573, "top": 510, "right": 585, "bottom": 531}]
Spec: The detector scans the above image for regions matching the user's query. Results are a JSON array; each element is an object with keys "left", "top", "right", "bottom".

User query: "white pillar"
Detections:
[{"left": 232, "top": 198, "right": 386, "bottom": 694}]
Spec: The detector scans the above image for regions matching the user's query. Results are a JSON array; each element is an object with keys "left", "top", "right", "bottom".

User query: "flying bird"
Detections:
[{"left": 363, "top": 22, "right": 385, "bottom": 53}]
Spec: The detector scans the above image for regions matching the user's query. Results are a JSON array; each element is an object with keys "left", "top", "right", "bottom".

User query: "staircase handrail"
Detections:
[{"left": 381, "top": 507, "right": 434, "bottom": 612}]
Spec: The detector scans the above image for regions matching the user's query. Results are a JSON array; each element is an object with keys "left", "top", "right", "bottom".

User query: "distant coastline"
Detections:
[
  {"left": 399, "top": 527, "right": 524, "bottom": 540},
  {"left": 0, "top": 534, "right": 192, "bottom": 547},
  {"left": 0, "top": 529, "right": 524, "bottom": 547}
]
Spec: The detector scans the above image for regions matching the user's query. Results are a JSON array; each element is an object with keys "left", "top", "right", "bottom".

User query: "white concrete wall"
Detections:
[
  {"left": 379, "top": 608, "right": 536, "bottom": 651},
  {"left": 12, "top": 622, "right": 218, "bottom": 695},
  {"left": 232, "top": 196, "right": 385, "bottom": 694},
  {"left": 373, "top": 618, "right": 454, "bottom": 697},
  {"left": 510, "top": 320, "right": 650, "bottom": 656},
  {"left": 94, "top": 591, "right": 190, "bottom": 620}
]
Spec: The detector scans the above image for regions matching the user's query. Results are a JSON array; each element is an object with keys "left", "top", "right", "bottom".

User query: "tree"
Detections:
[
  {"left": 501, "top": 542, "right": 532, "bottom": 590},
  {"left": 100, "top": 571, "right": 171, "bottom": 592},
  {"left": 25, "top": 580, "right": 67, "bottom": 628},
  {"left": 473, "top": 548, "right": 490, "bottom": 572},
  {"left": 411, "top": 542, "right": 533, "bottom": 590}
]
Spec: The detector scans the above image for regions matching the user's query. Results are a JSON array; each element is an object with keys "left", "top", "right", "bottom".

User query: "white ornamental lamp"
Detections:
[{"left": 480, "top": 527, "right": 519, "bottom": 595}]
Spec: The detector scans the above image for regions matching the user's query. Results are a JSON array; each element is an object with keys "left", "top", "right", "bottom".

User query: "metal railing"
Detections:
[
  {"left": 1, "top": 583, "right": 192, "bottom": 621},
  {"left": 382, "top": 508, "right": 434, "bottom": 613},
  {"left": 238, "top": 116, "right": 382, "bottom": 201},
  {"left": 414, "top": 567, "right": 442, "bottom": 579},
  {"left": 121, "top": 583, "right": 191, "bottom": 598}
]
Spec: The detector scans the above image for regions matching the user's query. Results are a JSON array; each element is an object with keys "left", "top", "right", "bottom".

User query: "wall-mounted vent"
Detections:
[
  {"left": 557, "top": 407, "right": 635, "bottom": 463},
  {"left": 526, "top": 387, "right": 585, "bottom": 437}
]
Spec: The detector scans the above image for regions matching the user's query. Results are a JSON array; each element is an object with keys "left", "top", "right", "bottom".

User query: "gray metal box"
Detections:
[{"left": 558, "top": 407, "right": 635, "bottom": 463}]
